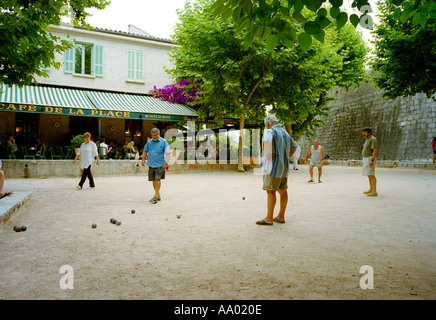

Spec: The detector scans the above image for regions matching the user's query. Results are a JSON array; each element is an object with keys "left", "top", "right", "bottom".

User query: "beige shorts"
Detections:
[
  {"left": 363, "top": 157, "right": 376, "bottom": 176},
  {"left": 263, "top": 174, "right": 288, "bottom": 191}
]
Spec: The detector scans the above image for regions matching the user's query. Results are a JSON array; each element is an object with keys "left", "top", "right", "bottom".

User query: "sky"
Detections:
[
  {"left": 85, "top": 0, "right": 185, "bottom": 39},
  {"left": 85, "top": 0, "right": 379, "bottom": 43}
]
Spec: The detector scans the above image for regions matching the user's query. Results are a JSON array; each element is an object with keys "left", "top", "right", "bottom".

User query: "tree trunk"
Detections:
[{"left": 237, "top": 114, "right": 245, "bottom": 172}]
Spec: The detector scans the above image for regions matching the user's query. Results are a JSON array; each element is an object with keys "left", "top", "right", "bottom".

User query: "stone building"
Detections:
[{"left": 298, "top": 81, "right": 436, "bottom": 162}]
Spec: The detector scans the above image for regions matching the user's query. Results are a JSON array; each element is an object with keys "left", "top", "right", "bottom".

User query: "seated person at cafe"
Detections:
[
  {"left": 107, "top": 140, "right": 118, "bottom": 159},
  {"left": 34, "top": 137, "right": 45, "bottom": 155},
  {"left": 99, "top": 137, "right": 109, "bottom": 158}
]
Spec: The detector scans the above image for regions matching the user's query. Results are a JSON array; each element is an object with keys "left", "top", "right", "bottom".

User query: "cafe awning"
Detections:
[{"left": 0, "top": 84, "right": 197, "bottom": 121}]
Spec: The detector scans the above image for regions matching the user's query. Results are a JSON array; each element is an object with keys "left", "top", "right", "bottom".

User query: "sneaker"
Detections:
[{"left": 76, "top": 186, "right": 82, "bottom": 190}]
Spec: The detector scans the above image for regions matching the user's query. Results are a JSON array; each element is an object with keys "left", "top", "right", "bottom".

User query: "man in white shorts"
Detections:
[
  {"left": 304, "top": 140, "right": 325, "bottom": 183},
  {"left": 362, "top": 128, "right": 378, "bottom": 197}
]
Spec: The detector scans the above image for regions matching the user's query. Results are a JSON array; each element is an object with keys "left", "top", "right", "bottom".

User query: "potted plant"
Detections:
[{"left": 71, "top": 134, "right": 85, "bottom": 156}]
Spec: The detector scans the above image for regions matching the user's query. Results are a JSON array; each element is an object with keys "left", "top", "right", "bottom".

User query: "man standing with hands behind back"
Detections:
[
  {"left": 362, "top": 127, "right": 378, "bottom": 197},
  {"left": 141, "top": 128, "right": 171, "bottom": 204},
  {"left": 256, "top": 115, "right": 297, "bottom": 225}
]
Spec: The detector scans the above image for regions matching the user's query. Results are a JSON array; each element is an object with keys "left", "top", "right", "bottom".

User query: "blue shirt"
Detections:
[
  {"left": 144, "top": 137, "right": 171, "bottom": 168},
  {"left": 270, "top": 125, "right": 297, "bottom": 178}
]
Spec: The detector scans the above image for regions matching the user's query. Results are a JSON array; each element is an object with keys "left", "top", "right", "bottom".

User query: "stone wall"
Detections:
[{"left": 298, "top": 81, "right": 436, "bottom": 161}]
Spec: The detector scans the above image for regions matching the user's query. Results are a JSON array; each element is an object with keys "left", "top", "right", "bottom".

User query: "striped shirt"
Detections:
[{"left": 270, "top": 125, "right": 297, "bottom": 178}]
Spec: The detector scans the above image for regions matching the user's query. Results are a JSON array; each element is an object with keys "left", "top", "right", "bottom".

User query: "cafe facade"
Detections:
[{"left": 0, "top": 23, "right": 197, "bottom": 157}]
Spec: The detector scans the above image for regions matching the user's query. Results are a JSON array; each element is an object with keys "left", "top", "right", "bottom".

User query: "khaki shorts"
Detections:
[
  {"left": 363, "top": 157, "right": 376, "bottom": 176},
  {"left": 263, "top": 174, "right": 288, "bottom": 191}
]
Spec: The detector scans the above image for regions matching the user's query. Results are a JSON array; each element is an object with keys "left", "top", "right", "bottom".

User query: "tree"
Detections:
[
  {"left": 210, "top": 0, "right": 435, "bottom": 51},
  {"left": 371, "top": 0, "right": 436, "bottom": 99},
  {"left": 272, "top": 22, "right": 368, "bottom": 140},
  {"left": 169, "top": 0, "right": 367, "bottom": 170},
  {"left": 0, "top": 0, "right": 110, "bottom": 86}
]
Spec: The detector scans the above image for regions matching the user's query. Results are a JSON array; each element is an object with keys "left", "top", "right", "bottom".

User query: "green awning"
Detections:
[{"left": 0, "top": 84, "right": 197, "bottom": 121}]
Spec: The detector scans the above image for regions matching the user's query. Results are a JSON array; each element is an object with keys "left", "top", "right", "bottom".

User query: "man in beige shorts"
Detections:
[
  {"left": 362, "top": 127, "right": 378, "bottom": 197},
  {"left": 257, "top": 115, "right": 297, "bottom": 225}
]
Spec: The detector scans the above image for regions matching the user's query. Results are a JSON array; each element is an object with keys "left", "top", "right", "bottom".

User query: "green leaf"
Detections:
[
  {"left": 349, "top": 14, "right": 360, "bottom": 27},
  {"left": 294, "top": 0, "right": 304, "bottom": 12},
  {"left": 266, "top": 34, "right": 279, "bottom": 52},
  {"left": 241, "top": 0, "right": 252, "bottom": 14},
  {"left": 287, "top": 0, "right": 297, "bottom": 7},
  {"left": 280, "top": 38, "right": 295, "bottom": 48},
  {"left": 412, "top": 12, "right": 421, "bottom": 26},
  {"left": 336, "top": 11, "right": 348, "bottom": 29},
  {"left": 210, "top": 1, "right": 225, "bottom": 15},
  {"left": 316, "top": 16, "right": 331, "bottom": 29},
  {"left": 329, "top": 0, "right": 343, "bottom": 8},
  {"left": 400, "top": 10, "right": 409, "bottom": 23},
  {"left": 392, "top": 0, "right": 404, "bottom": 5},
  {"left": 221, "top": 6, "right": 233, "bottom": 21},
  {"left": 312, "top": 30, "right": 325, "bottom": 43},
  {"left": 293, "top": 11, "right": 306, "bottom": 23},
  {"left": 393, "top": 8, "right": 402, "bottom": 19},
  {"left": 317, "top": 8, "right": 328, "bottom": 17},
  {"left": 304, "top": 21, "right": 321, "bottom": 35},
  {"left": 298, "top": 32, "right": 312, "bottom": 51},
  {"left": 330, "top": 6, "right": 340, "bottom": 19}
]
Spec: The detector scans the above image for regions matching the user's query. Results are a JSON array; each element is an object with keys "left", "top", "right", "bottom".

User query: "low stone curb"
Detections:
[{"left": 0, "top": 191, "right": 32, "bottom": 227}]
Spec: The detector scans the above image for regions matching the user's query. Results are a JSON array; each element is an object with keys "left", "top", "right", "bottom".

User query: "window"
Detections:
[
  {"left": 64, "top": 42, "right": 103, "bottom": 77},
  {"left": 75, "top": 43, "right": 93, "bottom": 75},
  {"left": 127, "top": 50, "right": 144, "bottom": 82}
]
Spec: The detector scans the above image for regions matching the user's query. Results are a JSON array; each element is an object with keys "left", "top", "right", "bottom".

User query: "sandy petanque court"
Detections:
[{"left": 0, "top": 165, "right": 435, "bottom": 300}]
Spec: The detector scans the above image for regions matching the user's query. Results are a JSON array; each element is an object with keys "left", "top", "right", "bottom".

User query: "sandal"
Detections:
[
  {"left": 273, "top": 217, "right": 285, "bottom": 223},
  {"left": 256, "top": 219, "right": 273, "bottom": 226},
  {"left": 149, "top": 196, "right": 161, "bottom": 203},
  {"left": 308, "top": 179, "right": 314, "bottom": 183}
]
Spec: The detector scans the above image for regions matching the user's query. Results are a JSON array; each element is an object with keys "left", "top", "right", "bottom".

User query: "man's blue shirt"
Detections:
[
  {"left": 144, "top": 137, "right": 171, "bottom": 167},
  {"left": 270, "top": 125, "right": 297, "bottom": 178}
]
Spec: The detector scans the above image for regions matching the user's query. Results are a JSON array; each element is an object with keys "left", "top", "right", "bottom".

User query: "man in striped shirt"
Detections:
[{"left": 256, "top": 115, "right": 297, "bottom": 225}]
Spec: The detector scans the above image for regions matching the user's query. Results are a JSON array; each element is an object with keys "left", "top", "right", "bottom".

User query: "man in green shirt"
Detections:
[{"left": 362, "top": 128, "right": 378, "bottom": 197}]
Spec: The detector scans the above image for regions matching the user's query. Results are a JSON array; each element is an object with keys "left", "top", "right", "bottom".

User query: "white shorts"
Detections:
[
  {"left": 363, "top": 157, "right": 376, "bottom": 175},
  {"left": 309, "top": 159, "right": 323, "bottom": 168}
]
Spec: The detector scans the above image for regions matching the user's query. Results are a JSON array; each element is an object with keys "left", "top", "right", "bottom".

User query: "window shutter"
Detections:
[
  {"left": 64, "top": 41, "right": 75, "bottom": 74},
  {"left": 136, "top": 51, "right": 144, "bottom": 81},
  {"left": 127, "top": 50, "right": 135, "bottom": 81},
  {"left": 127, "top": 50, "right": 144, "bottom": 82},
  {"left": 94, "top": 44, "right": 104, "bottom": 77}
]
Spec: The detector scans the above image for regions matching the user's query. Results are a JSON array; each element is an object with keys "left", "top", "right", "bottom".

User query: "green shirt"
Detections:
[{"left": 362, "top": 136, "right": 378, "bottom": 157}]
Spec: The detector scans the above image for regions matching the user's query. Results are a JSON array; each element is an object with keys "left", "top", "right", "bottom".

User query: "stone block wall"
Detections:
[{"left": 298, "top": 81, "right": 436, "bottom": 161}]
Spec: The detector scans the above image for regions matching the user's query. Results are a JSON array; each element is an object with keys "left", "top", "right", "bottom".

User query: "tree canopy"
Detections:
[
  {"left": 371, "top": 0, "right": 436, "bottom": 99},
  {"left": 0, "top": 0, "right": 110, "bottom": 86},
  {"left": 210, "top": 0, "right": 436, "bottom": 51},
  {"left": 168, "top": 0, "right": 367, "bottom": 170}
]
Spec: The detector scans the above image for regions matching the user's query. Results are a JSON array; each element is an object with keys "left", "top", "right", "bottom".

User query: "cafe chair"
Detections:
[{"left": 21, "top": 146, "right": 36, "bottom": 159}]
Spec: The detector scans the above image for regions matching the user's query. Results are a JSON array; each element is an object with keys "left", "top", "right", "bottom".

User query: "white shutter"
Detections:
[
  {"left": 136, "top": 51, "right": 144, "bottom": 81},
  {"left": 94, "top": 44, "right": 104, "bottom": 77},
  {"left": 127, "top": 50, "right": 134, "bottom": 81},
  {"left": 64, "top": 40, "right": 75, "bottom": 74},
  {"left": 127, "top": 50, "right": 144, "bottom": 82}
]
